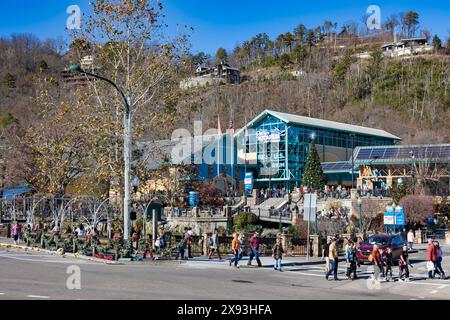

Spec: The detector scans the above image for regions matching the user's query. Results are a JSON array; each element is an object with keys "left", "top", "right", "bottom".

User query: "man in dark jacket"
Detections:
[{"left": 247, "top": 232, "right": 262, "bottom": 267}]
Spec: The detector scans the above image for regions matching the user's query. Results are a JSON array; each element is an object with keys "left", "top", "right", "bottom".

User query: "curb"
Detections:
[
  {"left": 0, "top": 242, "right": 186, "bottom": 266},
  {"left": 0, "top": 242, "right": 123, "bottom": 265}
]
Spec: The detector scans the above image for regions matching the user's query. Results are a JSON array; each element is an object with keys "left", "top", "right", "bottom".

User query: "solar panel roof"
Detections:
[{"left": 353, "top": 144, "right": 450, "bottom": 164}]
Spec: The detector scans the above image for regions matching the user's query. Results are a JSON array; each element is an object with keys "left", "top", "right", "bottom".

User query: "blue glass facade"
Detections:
[{"left": 191, "top": 110, "right": 399, "bottom": 193}]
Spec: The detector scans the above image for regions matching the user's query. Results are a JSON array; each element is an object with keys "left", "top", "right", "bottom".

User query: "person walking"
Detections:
[
  {"left": 407, "top": 230, "right": 415, "bottom": 250},
  {"left": 175, "top": 237, "right": 186, "bottom": 260},
  {"left": 433, "top": 241, "right": 446, "bottom": 279},
  {"left": 229, "top": 232, "right": 241, "bottom": 268},
  {"left": 427, "top": 238, "right": 437, "bottom": 279},
  {"left": 345, "top": 241, "right": 358, "bottom": 280},
  {"left": 384, "top": 247, "right": 394, "bottom": 281},
  {"left": 369, "top": 244, "right": 384, "bottom": 280},
  {"left": 12, "top": 221, "right": 20, "bottom": 245},
  {"left": 398, "top": 245, "right": 411, "bottom": 282},
  {"left": 272, "top": 237, "right": 284, "bottom": 272},
  {"left": 184, "top": 227, "right": 193, "bottom": 259},
  {"left": 247, "top": 232, "right": 262, "bottom": 267},
  {"left": 323, "top": 238, "right": 331, "bottom": 273},
  {"left": 208, "top": 229, "right": 222, "bottom": 260},
  {"left": 325, "top": 238, "right": 338, "bottom": 281}
]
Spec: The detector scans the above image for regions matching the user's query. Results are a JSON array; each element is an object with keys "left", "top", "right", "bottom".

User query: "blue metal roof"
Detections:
[{"left": 2, "top": 185, "right": 30, "bottom": 200}]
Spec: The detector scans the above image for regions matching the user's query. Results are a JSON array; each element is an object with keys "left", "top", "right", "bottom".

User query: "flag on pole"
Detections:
[{"left": 217, "top": 115, "right": 222, "bottom": 176}]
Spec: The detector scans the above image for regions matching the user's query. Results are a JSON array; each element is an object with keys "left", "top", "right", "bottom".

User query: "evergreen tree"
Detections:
[
  {"left": 402, "top": 11, "right": 419, "bottom": 38},
  {"left": 215, "top": 47, "right": 228, "bottom": 65},
  {"left": 39, "top": 59, "right": 49, "bottom": 73},
  {"left": 432, "top": 35, "right": 442, "bottom": 51},
  {"left": 3, "top": 73, "right": 16, "bottom": 88},
  {"left": 302, "top": 142, "right": 325, "bottom": 191},
  {"left": 294, "top": 24, "right": 307, "bottom": 43}
]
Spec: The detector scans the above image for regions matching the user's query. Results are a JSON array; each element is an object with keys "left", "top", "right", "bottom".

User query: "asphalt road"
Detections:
[{"left": 0, "top": 247, "right": 449, "bottom": 300}]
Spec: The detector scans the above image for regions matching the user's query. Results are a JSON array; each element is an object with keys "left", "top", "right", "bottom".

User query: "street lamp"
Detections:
[
  {"left": 357, "top": 197, "right": 363, "bottom": 232},
  {"left": 349, "top": 133, "right": 356, "bottom": 190},
  {"left": 409, "top": 150, "right": 415, "bottom": 194},
  {"left": 68, "top": 64, "right": 132, "bottom": 240}
]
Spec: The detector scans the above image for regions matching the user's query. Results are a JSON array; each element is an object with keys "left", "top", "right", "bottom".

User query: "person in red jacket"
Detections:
[
  {"left": 247, "top": 232, "right": 262, "bottom": 267},
  {"left": 427, "top": 238, "right": 437, "bottom": 279}
]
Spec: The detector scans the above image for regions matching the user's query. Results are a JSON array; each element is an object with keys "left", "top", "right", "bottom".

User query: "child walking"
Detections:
[{"left": 272, "top": 237, "right": 285, "bottom": 272}]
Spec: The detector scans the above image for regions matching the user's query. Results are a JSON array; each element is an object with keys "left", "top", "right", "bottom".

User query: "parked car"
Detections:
[{"left": 356, "top": 234, "right": 404, "bottom": 265}]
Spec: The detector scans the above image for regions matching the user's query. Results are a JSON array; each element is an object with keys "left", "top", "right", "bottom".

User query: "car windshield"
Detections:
[{"left": 367, "top": 236, "right": 389, "bottom": 245}]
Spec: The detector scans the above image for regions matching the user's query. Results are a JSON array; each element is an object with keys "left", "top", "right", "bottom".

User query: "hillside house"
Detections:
[
  {"left": 382, "top": 37, "right": 432, "bottom": 58},
  {"left": 180, "top": 62, "right": 240, "bottom": 89}
]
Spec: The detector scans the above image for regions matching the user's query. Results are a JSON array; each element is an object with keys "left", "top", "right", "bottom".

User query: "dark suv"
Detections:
[{"left": 356, "top": 234, "right": 404, "bottom": 265}]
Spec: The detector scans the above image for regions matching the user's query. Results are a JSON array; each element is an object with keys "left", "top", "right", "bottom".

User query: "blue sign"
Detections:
[
  {"left": 244, "top": 172, "right": 253, "bottom": 196},
  {"left": 394, "top": 206, "right": 405, "bottom": 226},
  {"left": 188, "top": 191, "right": 200, "bottom": 207},
  {"left": 384, "top": 206, "right": 395, "bottom": 225}
]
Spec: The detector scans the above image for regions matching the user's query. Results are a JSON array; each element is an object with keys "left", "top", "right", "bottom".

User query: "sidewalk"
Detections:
[{"left": 0, "top": 236, "right": 333, "bottom": 267}]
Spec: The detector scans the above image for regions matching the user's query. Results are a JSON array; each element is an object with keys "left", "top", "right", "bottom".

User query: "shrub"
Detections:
[{"left": 233, "top": 212, "right": 258, "bottom": 232}]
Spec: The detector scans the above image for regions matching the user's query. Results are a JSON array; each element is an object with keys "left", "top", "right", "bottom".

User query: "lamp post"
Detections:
[
  {"left": 409, "top": 150, "right": 415, "bottom": 194},
  {"left": 357, "top": 197, "right": 363, "bottom": 232},
  {"left": 349, "top": 133, "right": 356, "bottom": 190},
  {"left": 68, "top": 64, "right": 132, "bottom": 240}
]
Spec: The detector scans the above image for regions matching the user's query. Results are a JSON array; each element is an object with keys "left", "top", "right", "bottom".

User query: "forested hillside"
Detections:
[{"left": 0, "top": 10, "right": 449, "bottom": 192}]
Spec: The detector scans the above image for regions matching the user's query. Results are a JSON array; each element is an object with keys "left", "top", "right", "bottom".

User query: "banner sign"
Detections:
[
  {"left": 244, "top": 172, "right": 253, "bottom": 195},
  {"left": 256, "top": 128, "right": 286, "bottom": 143},
  {"left": 394, "top": 205, "right": 405, "bottom": 226}
]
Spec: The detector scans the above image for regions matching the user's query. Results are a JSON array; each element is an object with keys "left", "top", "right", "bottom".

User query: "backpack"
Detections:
[{"left": 347, "top": 248, "right": 355, "bottom": 261}]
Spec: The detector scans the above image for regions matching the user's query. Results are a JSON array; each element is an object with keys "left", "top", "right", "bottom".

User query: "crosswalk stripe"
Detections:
[{"left": 27, "top": 295, "right": 50, "bottom": 299}]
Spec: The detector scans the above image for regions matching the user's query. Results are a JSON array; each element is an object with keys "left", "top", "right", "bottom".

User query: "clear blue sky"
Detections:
[{"left": 0, "top": 0, "right": 449, "bottom": 55}]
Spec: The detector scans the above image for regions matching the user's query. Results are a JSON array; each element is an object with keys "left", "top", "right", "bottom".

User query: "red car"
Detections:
[{"left": 356, "top": 234, "right": 405, "bottom": 265}]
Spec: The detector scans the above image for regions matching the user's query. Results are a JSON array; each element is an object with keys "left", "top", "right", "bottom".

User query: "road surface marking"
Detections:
[
  {"left": 438, "top": 285, "right": 446, "bottom": 289},
  {"left": 430, "top": 290, "right": 438, "bottom": 294},
  {"left": 0, "top": 293, "right": 5, "bottom": 295},
  {"left": 0, "top": 254, "right": 91, "bottom": 265},
  {"left": 27, "top": 295, "right": 51, "bottom": 299}
]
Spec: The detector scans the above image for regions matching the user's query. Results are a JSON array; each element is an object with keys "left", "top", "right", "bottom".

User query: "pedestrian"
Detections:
[
  {"left": 208, "top": 228, "right": 222, "bottom": 260},
  {"left": 158, "top": 228, "right": 166, "bottom": 250},
  {"left": 175, "top": 237, "right": 186, "bottom": 260},
  {"left": 272, "top": 237, "right": 284, "bottom": 272},
  {"left": 369, "top": 244, "right": 384, "bottom": 280},
  {"left": 247, "top": 232, "right": 262, "bottom": 267},
  {"left": 229, "top": 232, "right": 241, "bottom": 268},
  {"left": 6, "top": 222, "right": 11, "bottom": 238},
  {"left": 12, "top": 221, "right": 20, "bottom": 245},
  {"left": 323, "top": 238, "right": 331, "bottom": 273},
  {"left": 433, "top": 241, "right": 446, "bottom": 280},
  {"left": 426, "top": 238, "right": 437, "bottom": 279},
  {"left": 187, "top": 228, "right": 194, "bottom": 258},
  {"left": 184, "top": 227, "right": 193, "bottom": 259},
  {"left": 325, "top": 238, "right": 338, "bottom": 281},
  {"left": 407, "top": 229, "right": 415, "bottom": 250},
  {"left": 384, "top": 247, "right": 394, "bottom": 281},
  {"left": 398, "top": 245, "right": 411, "bottom": 282},
  {"left": 345, "top": 241, "right": 358, "bottom": 280}
]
